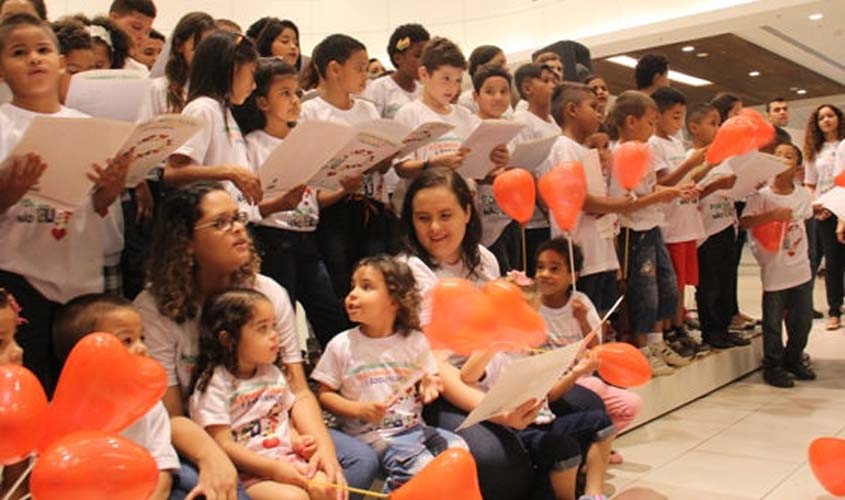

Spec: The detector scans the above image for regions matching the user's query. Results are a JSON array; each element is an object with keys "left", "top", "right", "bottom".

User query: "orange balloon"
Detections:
[
  {"left": 425, "top": 279, "right": 496, "bottom": 355},
  {"left": 612, "top": 141, "right": 652, "bottom": 190},
  {"left": 0, "top": 365, "right": 47, "bottom": 464},
  {"left": 39, "top": 332, "right": 167, "bottom": 450},
  {"left": 31, "top": 430, "right": 159, "bottom": 500},
  {"left": 739, "top": 108, "right": 776, "bottom": 149},
  {"left": 493, "top": 168, "right": 536, "bottom": 225},
  {"left": 482, "top": 280, "right": 546, "bottom": 350},
  {"left": 706, "top": 116, "right": 757, "bottom": 165},
  {"left": 809, "top": 437, "right": 845, "bottom": 496},
  {"left": 835, "top": 170, "right": 845, "bottom": 188},
  {"left": 752, "top": 220, "right": 785, "bottom": 253},
  {"left": 539, "top": 161, "right": 587, "bottom": 231},
  {"left": 594, "top": 342, "right": 651, "bottom": 387},
  {"left": 391, "top": 448, "right": 483, "bottom": 500}
]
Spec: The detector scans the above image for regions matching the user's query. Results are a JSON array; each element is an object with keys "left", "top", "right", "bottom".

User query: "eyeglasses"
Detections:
[{"left": 195, "top": 212, "right": 249, "bottom": 232}]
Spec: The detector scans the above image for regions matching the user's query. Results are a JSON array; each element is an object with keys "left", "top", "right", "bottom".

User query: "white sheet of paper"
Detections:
[
  {"left": 723, "top": 151, "right": 789, "bottom": 199},
  {"left": 121, "top": 114, "right": 204, "bottom": 187},
  {"left": 258, "top": 121, "right": 357, "bottom": 198},
  {"left": 459, "top": 119, "right": 524, "bottom": 180},
  {"left": 510, "top": 134, "right": 558, "bottom": 171},
  {"left": 397, "top": 121, "right": 455, "bottom": 157},
  {"left": 66, "top": 69, "right": 151, "bottom": 122},
  {"left": 456, "top": 340, "right": 585, "bottom": 431},
  {"left": 308, "top": 126, "right": 403, "bottom": 191},
  {"left": 817, "top": 187, "right": 845, "bottom": 221},
  {"left": 9, "top": 116, "right": 135, "bottom": 209}
]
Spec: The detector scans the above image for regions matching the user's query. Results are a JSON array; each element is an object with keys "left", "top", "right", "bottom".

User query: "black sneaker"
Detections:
[
  {"left": 785, "top": 362, "right": 817, "bottom": 380},
  {"left": 727, "top": 332, "right": 751, "bottom": 346},
  {"left": 813, "top": 309, "right": 824, "bottom": 319},
  {"left": 704, "top": 333, "right": 735, "bottom": 349},
  {"left": 764, "top": 367, "right": 795, "bottom": 388}
]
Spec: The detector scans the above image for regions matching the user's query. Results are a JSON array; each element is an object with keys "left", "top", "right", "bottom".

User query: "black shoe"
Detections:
[
  {"left": 764, "top": 367, "right": 795, "bottom": 388},
  {"left": 813, "top": 309, "right": 824, "bottom": 319},
  {"left": 704, "top": 333, "right": 734, "bottom": 349},
  {"left": 727, "top": 332, "right": 751, "bottom": 346},
  {"left": 785, "top": 362, "right": 817, "bottom": 380}
]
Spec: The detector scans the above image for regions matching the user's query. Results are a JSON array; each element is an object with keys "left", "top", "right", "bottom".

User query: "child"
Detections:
[
  {"left": 254, "top": 18, "right": 301, "bottom": 70},
  {"left": 239, "top": 57, "right": 354, "bottom": 347},
  {"left": 0, "top": 289, "right": 27, "bottom": 500},
  {"left": 51, "top": 18, "right": 95, "bottom": 104},
  {"left": 0, "top": 13, "right": 131, "bottom": 394},
  {"left": 299, "top": 33, "right": 396, "bottom": 298},
  {"left": 513, "top": 51, "right": 563, "bottom": 113},
  {"left": 607, "top": 91, "right": 695, "bottom": 375},
  {"left": 136, "top": 28, "right": 164, "bottom": 69},
  {"left": 312, "top": 256, "right": 466, "bottom": 492},
  {"left": 52, "top": 294, "right": 178, "bottom": 499},
  {"left": 648, "top": 88, "right": 709, "bottom": 356},
  {"left": 457, "top": 44, "right": 507, "bottom": 114},
  {"left": 189, "top": 289, "right": 332, "bottom": 500},
  {"left": 108, "top": 0, "right": 157, "bottom": 73},
  {"left": 0, "top": 0, "right": 45, "bottom": 20},
  {"left": 583, "top": 74, "right": 609, "bottom": 118},
  {"left": 73, "top": 15, "right": 130, "bottom": 70},
  {"left": 740, "top": 147, "right": 815, "bottom": 388},
  {"left": 534, "top": 238, "right": 643, "bottom": 463}
]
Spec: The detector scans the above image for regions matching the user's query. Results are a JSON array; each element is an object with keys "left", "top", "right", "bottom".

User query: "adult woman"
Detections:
[{"left": 135, "top": 182, "right": 379, "bottom": 500}]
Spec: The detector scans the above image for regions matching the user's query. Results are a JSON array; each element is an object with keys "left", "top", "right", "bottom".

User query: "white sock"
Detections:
[{"left": 647, "top": 332, "right": 664, "bottom": 345}]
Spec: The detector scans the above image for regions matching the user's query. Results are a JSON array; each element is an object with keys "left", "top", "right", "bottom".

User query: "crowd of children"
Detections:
[{"left": 0, "top": 0, "right": 841, "bottom": 498}]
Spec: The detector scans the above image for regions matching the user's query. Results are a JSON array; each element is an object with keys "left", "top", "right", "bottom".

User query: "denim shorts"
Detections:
[{"left": 619, "top": 227, "right": 678, "bottom": 334}]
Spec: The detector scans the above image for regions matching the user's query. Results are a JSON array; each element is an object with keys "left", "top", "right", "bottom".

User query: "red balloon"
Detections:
[
  {"left": 752, "top": 220, "right": 786, "bottom": 253},
  {"left": 612, "top": 141, "right": 652, "bottom": 190},
  {"left": 391, "top": 448, "right": 483, "bottom": 500},
  {"left": 809, "top": 437, "right": 845, "bottom": 496},
  {"left": 594, "top": 342, "right": 652, "bottom": 387},
  {"left": 706, "top": 116, "right": 757, "bottom": 165},
  {"left": 739, "top": 108, "right": 776, "bottom": 149},
  {"left": 31, "top": 430, "right": 159, "bottom": 500},
  {"left": 493, "top": 168, "right": 536, "bottom": 225},
  {"left": 539, "top": 161, "right": 587, "bottom": 231},
  {"left": 835, "top": 170, "right": 845, "bottom": 188},
  {"left": 425, "top": 279, "right": 496, "bottom": 355},
  {"left": 482, "top": 280, "right": 546, "bottom": 350},
  {"left": 39, "top": 332, "right": 167, "bottom": 450},
  {"left": 0, "top": 365, "right": 47, "bottom": 464}
]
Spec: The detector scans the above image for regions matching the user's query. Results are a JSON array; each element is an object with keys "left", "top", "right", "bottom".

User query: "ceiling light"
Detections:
[
  {"left": 696, "top": 52, "right": 709, "bottom": 58},
  {"left": 606, "top": 55, "right": 713, "bottom": 87},
  {"left": 681, "top": 46, "right": 695, "bottom": 52},
  {"left": 796, "top": 89, "right": 807, "bottom": 95},
  {"left": 749, "top": 71, "right": 760, "bottom": 77},
  {"left": 809, "top": 13, "right": 823, "bottom": 21}
]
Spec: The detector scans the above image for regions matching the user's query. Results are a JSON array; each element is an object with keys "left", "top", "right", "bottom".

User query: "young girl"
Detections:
[
  {"left": 311, "top": 255, "right": 467, "bottom": 492},
  {"left": 0, "top": 289, "right": 28, "bottom": 500},
  {"left": 362, "top": 23, "right": 429, "bottom": 120},
  {"left": 73, "top": 15, "right": 130, "bottom": 70},
  {"left": 254, "top": 18, "right": 301, "bottom": 70},
  {"left": 189, "top": 289, "right": 332, "bottom": 500},
  {"left": 238, "top": 57, "right": 354, "bottom": 347}
]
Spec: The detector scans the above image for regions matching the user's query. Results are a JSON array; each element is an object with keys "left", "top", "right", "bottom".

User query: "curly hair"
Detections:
[
  {"left": 353, "top": 255, "right": 420, "bottom": 335},
  {"left": 803, "top": 104, "right": 845, "bottom": 163},
  {"left": 192, "top": 288, "right": 271, "bottom": 393},
  {"left": 51, "top": 17, "right": 92, "bottom": 54},
  {"left": 147, "top": 182, "right": 261, "bottom": 324},
  {"left": 164, "top": 11, "right": 216, "bottom": 113}
]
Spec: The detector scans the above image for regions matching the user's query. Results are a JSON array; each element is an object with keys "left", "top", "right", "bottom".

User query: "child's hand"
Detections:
[
  {"left": 432, "top": 148, "right": 469, "bottom": 170},
  {"left": 0, "top": 153, "right": 47, "bottom": 206},
  {"left": 498, "top": 398, "right": 543, "bottom": 430},
  {"left": 339, "top": 172, "right": 363, "bottom": 193},
  {"left": 679, "top": 183, "right": 701, "bottom": 202},
  {"left": 571, "top": 298, "right": 588, "bottom": 322},
  {"left": 771, "top": 207, "right": 792, "bottom": 222},
  {"left": 275, "top": 184, "right": 307, "bottom": 211},
  {"left": 271, "top": 460, "right": 311, "bottom": 489},
  {"left": 227, "top": 166, "right": 263, "bottom": 204},
  {"left": 133, "top": 181, "right": 154, "bottom": 225},
  {"left": 573, "top": 350, "right": 600, "bottom": 377},
  {"left": 419, "top": 373, "right": 443, "bottom": 404},
  {"left": 357, "top": 401, "right": 388, "bottom": 424},
  {"left": 656, "top": 186, "right": 681, "bottom": 202},
  {"left": 88, "top": 149, "right": 133, "bottom": 199},
  {"left": 489, "top": 144, "right": 510, "bottom": 170},
  {"left": 816, "top": 208, "right": 832, "bottom": 221},
  {"left": 293, "top": 434, "right": 318, "bottom": 460},
  {"left": 687, "top": 147, "right": 708, "bottom": 166}
]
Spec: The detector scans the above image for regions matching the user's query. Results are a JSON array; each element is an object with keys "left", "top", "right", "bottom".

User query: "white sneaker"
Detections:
[
  {"left": 652, "top": 341, "right": 691, "bottom": 367},
  {"left": 646, "top": 347, "right": 675, "bottom": 377}
]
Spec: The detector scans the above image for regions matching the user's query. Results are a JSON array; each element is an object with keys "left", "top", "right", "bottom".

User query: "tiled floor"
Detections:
[{"left": 605, "top": 253, "right": 845, "bottom": 499}]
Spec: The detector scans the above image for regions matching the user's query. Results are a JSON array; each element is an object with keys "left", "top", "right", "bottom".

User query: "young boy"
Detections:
[
  {"left": 740, "top": 150, "right": 815, "bottom": 388},
  {"left": 108, "top": 0, "right": 156, "bottom": 73},
  {"left": 52, "top": 294, "right": 178, "bottom": 499}
]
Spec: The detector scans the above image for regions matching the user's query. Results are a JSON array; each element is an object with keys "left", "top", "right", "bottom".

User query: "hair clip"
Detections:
[
  {"left": 87, "top": 25, "right": 113, "bottom": 50},
  {"left": 395, "top": 36, "right": 411, "bottom": 52}
]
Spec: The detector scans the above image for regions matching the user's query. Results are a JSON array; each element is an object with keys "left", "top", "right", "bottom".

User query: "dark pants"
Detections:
[
  {"left": 488, "top": 221, "right": 522, "bottom": 275},
  {"left": 696, "top": 226, "right": 736, "bottom": 341},
  {"left": 731, "top": 201, "right": 747, "bottom": 317},
  {"left": 577, "top": 271, "right": 619, "bottom": 315},
  {"left": 817, "top": 216, "right": 845, "bottom": 318},
  {"left": 0, "top": 269, "right": 62, "bottom": 396},
  {"left": 807, "top": 217, "right": 822, "bottom": 279},
  {"left": 525, "top": 227, "right": 551, "bottom": 277},
  {"left": 761, "top": 280, "right": 812, "bottom": 369},
  {"left": 253, "top": 226, "right": 350, "bottom": 348},
  {"left": 120, "top": 185, "right": 153, "bottom": 300}
]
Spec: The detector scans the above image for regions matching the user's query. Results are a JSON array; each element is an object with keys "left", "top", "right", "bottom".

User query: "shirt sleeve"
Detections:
[
  {"left": 143, "top": 403, "right": 180, "bottom": 471},
  {"left": 310, "top": 335, "right": 344, "bottom": 390},
  {"left": 174, "top": 102, "right": 215, "bottom": 164},
  {"left": 804, "top": 158, "right": 819, "bottom": 186},
  {"left": 134, "top": 292, "right": 180, "bottom": 388},
  {"left": 258, "top": 275, "right": 303, "bottom": 365},
  {"left": 188, "top": 369, "right": 231, "bottom": 428}
]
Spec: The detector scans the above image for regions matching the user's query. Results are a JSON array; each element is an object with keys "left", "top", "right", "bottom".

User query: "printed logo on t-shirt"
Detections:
[
  {"left": 230, "top": 385, "right": 291, "bottom": 448},
  {"left": 14, "top": 198, "right": 73, "bottom": 240}
]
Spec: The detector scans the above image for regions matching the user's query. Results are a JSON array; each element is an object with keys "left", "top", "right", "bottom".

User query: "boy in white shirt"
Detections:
[{"left": 108, "top": 0, "right": 156, "bottom": 74}]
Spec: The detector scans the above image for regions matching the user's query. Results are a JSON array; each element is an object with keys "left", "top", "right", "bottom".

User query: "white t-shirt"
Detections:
[
  {"left": 805, "top": 141, "right": 839, "bottom": 196},
  {"left": 512, "top": 110, "right": 560, "bottom": 230},
  {"left": 245, "top": 130, "right": 320, "bottom": 232},
  {"left": 540, "top": 291, "right": 601, "bottom": 348},
  {"left": 136, "top": 274, "right": 302, "bottom": 401},
  {"left": 744, "top": 186, "right": 812, "bottom": 292},
  {"left": 609, "top": 141, "right": 666, "bottom": 231},
  {"left": 0, "top": 103, "right": 105, "bottom": 302},
  {"left": 137, "top": 76, "right": 170, "bottom": 121},
  {"left": 836, "top": 139, "right": 845, "bottom": 178},
  {"left": 649, "top": 135, "right": 705, "bottom": 243},
  {"left": 190, "top": 364, "right": 299, "bottom": 463},
  {"left": 123, "top": 56, "right": 151, "bottom": 76},
  {"left": 361, "top": 75, "right": 421, "bottom": 120},
  {"left": 310, "top": 327, "right": 437, "bottom": 444},
  {"left": 299, "top": 96, "right": 384, "bottom": 202},
  {"left": 698, "top": 161, "right": 737, "bottom": 241},
  {"left": 175, "top": 96, "right": 252, "bottom": 211},
  {"left": 122, "top": 401, "right": 179, "bottom": 471}
]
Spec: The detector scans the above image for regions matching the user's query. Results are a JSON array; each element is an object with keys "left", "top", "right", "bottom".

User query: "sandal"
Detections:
[{"left": 826, "top": 316, "right": 841, "bottom": 331}]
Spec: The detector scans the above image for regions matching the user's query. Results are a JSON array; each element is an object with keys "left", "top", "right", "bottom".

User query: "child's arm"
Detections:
[
  {"left": 316, "top": 383, "right": 388, "bottom": 424},
  {"left": 547, "top": 350, "right": 600, "bottom": 402},
  {"left": 699, "top": 173, "right": 737, "bottom": 198},
  {"left": 257, "top": 185, "right": 307, "bottom": 217},
  {"left": 739, "top": 207, "right": 792, "bottom": 230},
  {"left": 657, "top": 147, "right": 708, "bottom": 187},
  {"left": 89, "top": 150, "right": 133, "bottom": 216},
  {"left": 150, "top": 472, "right": 173, "bottom": 500},
  {"left": 168, "top": 416, "right": 238, "bottom": 500},
  {"left": 626, "top": 184, "right": 682, "bottom": 210},
  {"left": 394, "top": 148, "right": 469, "bottom": 178},
  {"left": 459, "top": 348, "right": 498, "bottom": 385},
  {"left": 317, "top": 173, "right": 363, "bottom": 208},
  {"left": 0, "top": 154, "right": 47, "bottom": 214},
  {"left": 583, "top": 193, "right": 635, "bottom": 215},
  {"left": 164, "top": 153, "right": 262, "bottom": 204},
  {"left": 571, "top": 298, "right": 598, "bottom": 347}
]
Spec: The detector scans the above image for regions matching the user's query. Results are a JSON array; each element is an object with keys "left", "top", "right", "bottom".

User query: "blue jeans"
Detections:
[
  {"left": 330, "top": 429, "right": 381, "bottom": 500},
  {"left": 379, "top": 426, "right": 467, "bottom": 492},
  {"left": 577, "top": 270, "right": 619, "bottom": 315},
  {"left": 618, "top": 227, "right": 677, "bottom": 334},
  {"left": 762, "top": 280, "right": 813, "bottom": 369}
]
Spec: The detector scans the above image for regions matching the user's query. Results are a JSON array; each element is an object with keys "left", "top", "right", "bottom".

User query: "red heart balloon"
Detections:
[
  {"left": 482, "top": 280, "right": 546, "bottom": 350},
  {"left": 39, "top": 332, "right": 167, "bottom": 450},
  {"left": 539, "top": 161, "right": 587, "bottom": 231},
  {"left": 706, "top": 116, "right": 758, "bottom": 165},
  {"left": 425, "top": 279, "right": 496, "bottom": 355},
  {"left": 809, "top": 437, "right": 845, "bottom": 496},
  {"left": 612, "top": 141, "right": 653, "bottom": 190},
  {"left": 493, "top": 168, "right": 536, "bottom": 225},
  {"left": 739, "top": 108, "right": 776, "bottom": 149},
  {"left": 391, "top": 448, "right": 483, "bottom": 500},
  {"left": 594, "top": 342, "right": 651, "bottom": 387},
  {"left": 31, "top": 430, "right": 159, "bottom": 500},
  {"left": 752, "top": 220, "right": 786, "bottom": 253},
  {"left": 0, "top": 365, "right": 47, "bottom": 464}
]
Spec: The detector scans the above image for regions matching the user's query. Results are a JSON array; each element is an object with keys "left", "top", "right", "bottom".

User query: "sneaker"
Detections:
[
  {"left": 665, "top": 333, "right": 696, "bottom": 358},
  {"left": 826, "top": 316, "right": 841, "bottom": 331},
  {"left": 647, "top": 349, "right": 675, "bottom": 376},
  {"left": 727, "top": 332, "right": 751, "bottom": 346},
  {"left": 763, "top": 367, "right": 795, "bottom": 388},
  {"left": 704, "top": 332, "right": 735, "bottom": 349},
  {"left": 694, "top": 342, "right": 712, "bottom": 357},
  {"left": 785, "top": 362, "right": 817, "bottom": 380},
  {"left": 684, "top": 316, "right": 701, "bottom": 331},
  {"left": 652, "top": 341, "right": 691, "bottom": 367},
  {"left": 813, "top": 309, "right": 824, "bottom": 319}
]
